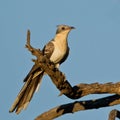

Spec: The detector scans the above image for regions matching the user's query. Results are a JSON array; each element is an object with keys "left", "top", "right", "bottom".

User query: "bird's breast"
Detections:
[{"left": 50, "top": 41, "right": 67, "bottom": 64}]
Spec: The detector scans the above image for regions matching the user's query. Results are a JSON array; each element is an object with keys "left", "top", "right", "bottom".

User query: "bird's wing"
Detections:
[
  {"left": 59, "top": 47, "right": 69, "bottom": 64},
  {"left": 42, "top": 40, "right": 54, "bottom": 58}
]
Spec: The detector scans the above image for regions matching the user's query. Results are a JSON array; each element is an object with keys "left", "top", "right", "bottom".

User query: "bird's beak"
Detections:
[{"left": 70, "top": 26, "right": 75, "bottom": 29}]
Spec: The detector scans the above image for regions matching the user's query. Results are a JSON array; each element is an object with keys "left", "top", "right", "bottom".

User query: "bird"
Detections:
[{"left": 9, "top": 24, "right": 75, "bottom": 114}]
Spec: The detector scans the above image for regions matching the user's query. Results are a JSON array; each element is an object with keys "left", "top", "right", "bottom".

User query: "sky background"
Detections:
[{"left": 1, "top": 0, "right": 120, "bottom": 120}]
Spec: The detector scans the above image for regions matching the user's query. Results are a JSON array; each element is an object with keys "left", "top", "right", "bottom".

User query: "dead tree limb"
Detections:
[
  {"left": 25, "top": 30, "right": 120, "bottom": 120},
  {"left": 35, "top": 95, "right": 120, "bottom": 120},
  {"left": 108, "top": 109, "right": 120, "bottom": 120},
  {"left": 26, "top": 30, "right": 120, "bottom": 99}
]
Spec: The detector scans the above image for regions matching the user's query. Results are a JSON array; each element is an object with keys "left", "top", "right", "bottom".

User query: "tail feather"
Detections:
[{"left": 9, "top": 71, "right": 44, "bottom": 114}]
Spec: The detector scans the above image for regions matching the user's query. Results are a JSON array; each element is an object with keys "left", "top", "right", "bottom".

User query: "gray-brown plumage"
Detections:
[{"left": 9, "top": 25, "right": 75, "bottom": 114}]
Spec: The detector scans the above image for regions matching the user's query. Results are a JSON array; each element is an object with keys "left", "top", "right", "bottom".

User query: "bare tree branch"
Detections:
[
  {"left": 26, "top": 30, "right": 120, "bottom": 99},
  {"left": 25, "top": 30, "right": 120, "bottom": 120},
  {"left": 35, "top": 95, "right": 120, "bottom": 120},
  {"left": 108, "top": 109, "right": 120, "bottom": 120}
]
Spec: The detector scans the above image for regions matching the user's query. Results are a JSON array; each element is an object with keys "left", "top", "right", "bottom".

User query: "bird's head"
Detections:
[{"left": 56, "top": 25, "right": 75, "bottom": 35}]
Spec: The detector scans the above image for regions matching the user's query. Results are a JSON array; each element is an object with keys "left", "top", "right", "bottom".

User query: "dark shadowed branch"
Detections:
[{"left": 25, "top": 30, "right": 120, "bottom": 120}]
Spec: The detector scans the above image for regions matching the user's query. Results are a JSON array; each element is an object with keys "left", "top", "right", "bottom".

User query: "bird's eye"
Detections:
[{"left": 61, "top": 27, "right": 65, "bottom": 30}]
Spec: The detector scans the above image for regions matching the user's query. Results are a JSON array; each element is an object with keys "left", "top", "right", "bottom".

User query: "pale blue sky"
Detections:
[{"left": 1, "top": 0, "right": 120, "bottom": 120}]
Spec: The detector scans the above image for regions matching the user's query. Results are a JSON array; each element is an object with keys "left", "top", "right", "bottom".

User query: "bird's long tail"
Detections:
[{"left": 9, "top": 70, "right": 44, "bottom": 114}]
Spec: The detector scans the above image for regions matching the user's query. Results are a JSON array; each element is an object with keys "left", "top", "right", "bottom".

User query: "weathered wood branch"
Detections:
[
  {"left": 26, "top": 30, "right": 120, "bottom": 99},
  {"left": 108, "top": 109, "right": 120, "bottom": 120},
  {"left": 35, "top": 95, "right": 120, "bottom": 120},
  {"left": 25, "top": 30, "right": 120, "bottom": 120}
]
